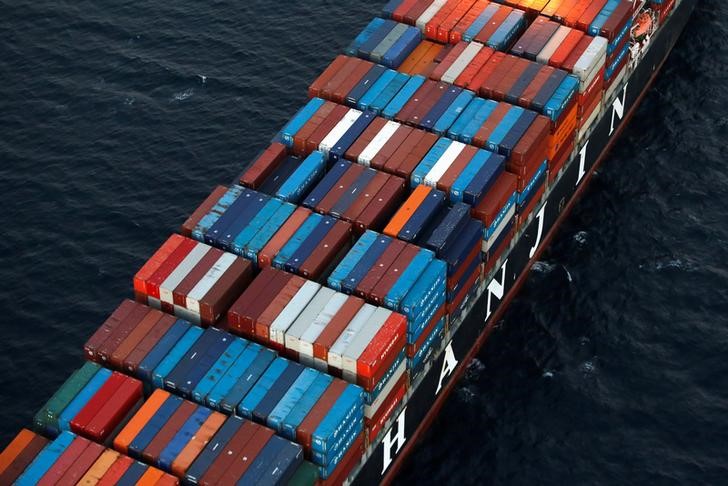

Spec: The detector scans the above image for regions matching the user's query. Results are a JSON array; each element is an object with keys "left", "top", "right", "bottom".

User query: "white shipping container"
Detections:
[
  {"left": 284, "top": 287, "right": 337, "bottom": 354},
  {"left": 269, "top": 281, "right": 321, "bottom": 347},
  {"left": 186, "top": 253, "right": 236, "bottom": 314},
  {"left": 442, "top": 42, "right": 483, "bottom": 84},
  {"left": 358, "top": 121, "right": 401, "bottom": 167},
  {"left": 298, "top": 292, "right": 349, "bottom": 366},
  {"left": 424, "top": 140, "right": 466, "bottom": 187},
  {"left": 341, "top": 308, "right": 392, "bottom": 383},
  {"left": 328, "top": 304, "right": 377, "bottom": 372},
  {"left": 319, "top": 109, "right": 362, "bottom": 156},
  {"left": 159, "top": 243, "right": 209, "bottom": 305}
]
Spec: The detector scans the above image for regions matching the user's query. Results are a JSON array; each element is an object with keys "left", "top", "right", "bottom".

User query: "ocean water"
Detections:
[{"left": 0, "top": 1, "right": 724, "bottom": 484}]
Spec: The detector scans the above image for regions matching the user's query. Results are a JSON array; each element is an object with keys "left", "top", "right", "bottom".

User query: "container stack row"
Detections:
[
  {"left": 32, "top": 361, "right": 143, "bottom": 444},
  {"left": 1, "top": 429, "right": 176, "bottom": 485},
  {"left": 227, "top": 266, "right": 410, "bottom": 443},
  {"left": 380, "top": 1, "right": 528, "bottom": 48},
  {"left": 80, "top": 295, "right": 371, "bottom": 480},
  {"left": 328, "top": 230, "right": 451, "bottom": 382}
]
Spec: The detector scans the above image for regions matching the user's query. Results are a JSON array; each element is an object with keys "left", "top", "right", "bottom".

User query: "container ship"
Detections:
[{"left": 0, "top": 0, "right": 696, "bottom": 484}]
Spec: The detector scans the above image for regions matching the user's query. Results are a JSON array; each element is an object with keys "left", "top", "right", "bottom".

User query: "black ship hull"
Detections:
[{"left": 351, "top": 0, "right": 698, "bottom": 483}]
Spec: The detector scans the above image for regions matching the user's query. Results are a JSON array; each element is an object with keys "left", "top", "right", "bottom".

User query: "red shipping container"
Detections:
[
  {"left": 369, "top": 125, "right": 413, "bottom": 171},
  {"left": 437, "top": 0, "right": 478, "bottom": 44},
  {"left": 472, "top": 172, "right": 518, "bottom": 228},
  {"left": 454, "top": 45, "right": 494, "bottom": 89},
  {"left": 548, "top": 29, "right": 585, "bottom": 69},
  {"left": 292, "top": 101, "right": 336, "bottom": 156},
  {"left": 227, "top": 266, "right": 280, "bottom": 336},
  {"left": 424, "top": 0, "right": 458, "bottom": 40},
  {"left": 84, "top": 299, "right": 137, "bottom": 361},
  {"left": 395, "top": 80, "right": 439, "bottom": 125},
  {"left": 332, "top": 59, "right": 375, "bottom": 105},
  {"left": 342, "top": 172, "right": 391, "bottom": 224},
  {"left": 404, "top": 0, "right": 435, "bottom": 25},
  {"left": 318, "top": 56, "right": 363, "bottom": 101},
  {"left": 357, "top": 313, "right": 407, "bottom": 391},
  {"left": 393, "top": 0, "right": 421, "bottom": 22},
  {"left": 254, "top": 274, "right": 307, "bottom": 343},
  {"left": 430, "top": 42, "right": 468, "bottom": 81},
  {"left": 309, "top": 55, "right": 349, "bottom": 98},
  {"left": 143, "top": 237, "right": 198, "bottom": 300},
  {"left": 449, "top": 0, "right": 490, "bottom": 44},
  {"left": 296, "top": 380, "right": 348, "bottom": 454},
  {"left": 316, "top": 164, "right": 365, "bottom": 215},
  {"left": 365, "top": 374, "right": 408, "bottom": 443},
  {"left": 133, "top": 234, "right": 185, "bottom": 296},
  {"left": 299, "top": 220, "right": 353, "bottom": 281},
  {"left": 576, "top": 0, "right": 609, "bottom": 32},
  {"left": 172, "top": 247, "right": 224, "bottom": 308},
  {"left": 473, "top": 102, "right": 512, "bottom": 147},
  {"left": 57, "top": 441, "right": 105, "bottom": 485},
  {"left": 37, "top": 436, "right": 90, "bottom": 486},
  {"left": 469, "top": 51, "right": 507, "bottom": 95},
  {"left": 239, "top": 143, "right": 288, "bottom": 189},
  {"left": 480, "top": 54, "right": 518, "bottom": 100},
  {"left": 305, "top": 104, "right": 350, "bottom": 155},
  {"left": 368, "top": 244, "right": 420, "bottom": 306},
  {"left": 354, "top": 176, "right": 407, "bottom": 233},
  {"left": 474, "top": 6, "right": 514, "bottom": 45},
  {"left": 97, "top": 456, "right": 134, "bottom": 486}
]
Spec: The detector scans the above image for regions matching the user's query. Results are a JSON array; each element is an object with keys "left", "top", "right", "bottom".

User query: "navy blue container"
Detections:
[
  {"left": 425, "top": 203, "right": 472, "bottom": 256},
  {"left": 358, "top": 20, "right": 397, "bottom": 59},
  {"left": 163, "top": 328, "right": 225, "bottom": 395},
  {"left": 176, "top": 333, "right": 235, "bottom": 398},
  {"left": 531, "top": 69, "right": 567, "bottom": 113},
  {"left": 128, "top": 394, "right": 183, "bottom": 459},
  {"left": 117, "top": 461, "right": 149, "bottom": 486},
  {"left": 499, "top": 110, "right": 538, "bottom": 157},
  {"left": 185, "top": 416, "right": 245, "bottom": 484},
  {"left": 462, "top": 152, "right": 506, "bottom": 206},
  {"left": 211, "top": 192, "right": 271, "bottom": 250},
  {"left": 347, "top": 65, "right": 387, "bottom": 107},
  {"left": 441, "top": 220, "right": 483, "bottom": 275},
  {"left": 398, "top": 189, "right": 446, "bottom": 243},
  {"left": 421, "top": 86, "right": 463, "bottom": 131},
  {"left": 257, "top": 157, "right": 300, "bottom": 195},
  {"left": 203, "top": 188, "right": 254, "bottom": 245},
  {"left": 330, "top": 111, "right": 377, "bottom": 162},
  {"left": 303, "top": 161, "right": 351, "bottom": 210},
  {"left": 330, "top": 168, "right": 377, "bottom": 218},
  {"left": 341, "top": 233, "right": 392, "bottom": 295},
  {"left": 506, "top": 62, "right": 542, "bottom": 105},
  {"left": 284, "top": 216, "right": 338, "bottom": 274},
  {"left": 251, "top": 362, "right": 306, "bottom": 424}
]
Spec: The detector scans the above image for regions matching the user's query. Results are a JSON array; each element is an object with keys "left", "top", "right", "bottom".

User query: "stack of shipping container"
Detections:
[{"left": 2, "top": 1, "right": 654, "bottom": 484}]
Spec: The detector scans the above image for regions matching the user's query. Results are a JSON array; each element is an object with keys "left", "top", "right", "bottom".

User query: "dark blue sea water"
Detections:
[{"left": 1, "top": 1, "right": 724, "bottom": 484}]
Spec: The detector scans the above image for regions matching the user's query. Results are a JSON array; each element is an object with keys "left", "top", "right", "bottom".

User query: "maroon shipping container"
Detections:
[
  {"left": 519, "top": 65, "right": 555, "bottom": 109},
  {"left": 332, "top": 59, "right": 375, "bottom": 104},
  {"left": 84, "top": 299, "right": 137, "bottom": 361},
  {"left": 239, "top": 143, "right": 288, "bottom": 189},
  {"left": 404, "top": 0, "right": 435, "bottom": 25},
  {"left": 0, "top": 432, "right": 49, "bottom": 484},
  {"left": 199, "top": 420, "right": 259, "bottom": 486},
  {"left": 308, "top": 54, "right": 350, "bottom": 98},
  {"left": 300, "top": 220, "right": 353, "bottom": 281},
  {"left": 473, "top": 102, "right": 512, "bottom": 148},
  {"left": 437, "top": 145, "right": 478, "bottom": 194},
  {"left": 296, "top": 380, "right": 347, "bottom": 454},
  {"left": 96, "top": 304, "right": 150, "bottom": 364},
  {"left": 316, "top": 164, "right": 366, "bottom": 215},
  {"left": 600, "top": 1, "right": 633, "bottom": 42},
  {"left": 354, "top": 239, "right": 407, "bottom": 300},
  {"left": 493, "top": 56, "right": 531, "bottom": 102},
  {"left": 394, "top": 80, "right": 439, "bottom": 125},
  {"left": 509, "top": 114, "right": 551, "bottom": 170},
  {"left": 312, "top": 296, "right": 365, "bottom": 363},
  {"left": 472, "top": 171, "right": 518, "bottom": 227},
  {"left": 341, "top": 172, "right": 391, "bottom": 225},
  {"left": 237, "top": 270, "right": 295, "bottom": 337},
  {"left": 123, "top": 314, "right": 176, "bottom": 374},
  {"left": 576, "top": 0, "right": 609, "bottom": 32},
  {"left": 408, "top": 83, "right": 449, "bottom": 127},
  {"left": 480, "top": 54, "right": 517, "bottom": 100},
  {"left": 141, "top": 401, "right": 197, "bottom": 464},
  {"left": 345, "top": 117, "right": 389, "bottom": 162},
  {"left": 429, "top": 42, "right": 468, "bottom": 81},
  {"left": 369, "top": 125, "right": 413, "bottom": 171},
  {"left": 216, "top": 427, "right": 274, "bottom": 485},
  {"left": 254, "top": 274, "right": 307, "bottom": 343},
  {"left": 292, "top": 102, "right": 337, "bottom": 156},
  {"left": 172, "top": 247, "right": 224, "bottom": 308},
  {"left": 318, "top": 56, "right": 362, "bottom": 101},
  {"left": 181, "top": 186, "right": 228, "bottom": 237},
  {"left": 109, "top": 308, "right": 165, "bottom": 370},
  {"left": 305, "top": 104, "right": 350, "bottom": 155},
  {"left": 57, "top": 441, "right": 105, "bottom": 485},
  {"left": 196, "top": 258, "right": 254, "bottom": 327},
  {"left": 474, "top": 6, "right": 513, "bottom": 44},
  {"left": 37, "top": 436, "right": 90, "bottom": 486},
  {"left": 369, "top": 244, "right": 420, "bottom": 306},
  {"left": 387, "top": 131, "right": 439, "bottom": 179},
  {"left": 228, "top": 267, "right": 280, "bottom": 336},
  {"left": 354, "top": 175, "right": 407, "bottom": 233}
]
